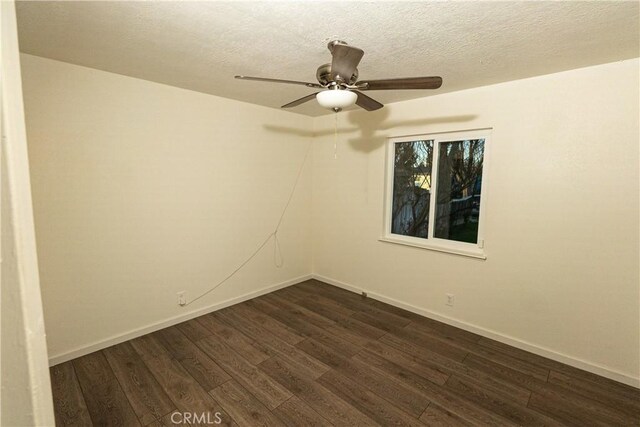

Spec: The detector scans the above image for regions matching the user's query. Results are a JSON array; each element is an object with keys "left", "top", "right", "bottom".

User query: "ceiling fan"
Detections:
[{"left": 235, "top": 40, "right": 442, "bottom": 112}]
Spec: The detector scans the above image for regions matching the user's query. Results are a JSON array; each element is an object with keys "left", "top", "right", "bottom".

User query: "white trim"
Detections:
[
  {"left": 379, "top": 236, "right": 486, "bottom": 259},
  {"left": 48, "top": 274, "right": 312, "bottom": 366},
  {"left": 312, "top": 273, "right": 640, "bottom": 389},
  {"left": 383, "top": 129, "right": 490, "bottom": 259},
  {"left": 1, "top": 1, "right": 56, "bottom": 424}
]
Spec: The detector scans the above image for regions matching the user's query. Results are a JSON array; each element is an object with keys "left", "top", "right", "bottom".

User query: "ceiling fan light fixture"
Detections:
[{"left": 316, "top": 89, "right": 357, "bottom": 110}]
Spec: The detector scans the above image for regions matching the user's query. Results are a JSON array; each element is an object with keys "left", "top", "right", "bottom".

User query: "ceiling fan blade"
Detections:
[
  {"left": 357, "top": 76, "right": 443, "bottom": 90},
  {"left": 353, "top": 90, "right": 383, "bottom": 111},
  {"left": 329, "top": 42, "right": 364, "bottom": 83},
  {"left": 235, "top": 75, "right": 323, "bottom": 88},
  {"left": 281, "top": 92, "right": 319, "bottom": 109}
]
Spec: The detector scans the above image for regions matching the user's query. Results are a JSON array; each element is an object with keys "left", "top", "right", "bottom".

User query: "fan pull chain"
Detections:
[{"left": 334, "top": 111, "right": 338, "bottom": 159}]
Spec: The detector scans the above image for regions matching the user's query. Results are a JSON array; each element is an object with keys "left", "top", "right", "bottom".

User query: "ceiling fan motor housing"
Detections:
[{"left": 316, "top": 63, "right": 359, "bottom": 86}]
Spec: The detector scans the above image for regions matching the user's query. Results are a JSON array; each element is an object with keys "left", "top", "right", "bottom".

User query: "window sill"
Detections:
[{"left": 379, "top": 236, "right": 487, "bottom": 260}]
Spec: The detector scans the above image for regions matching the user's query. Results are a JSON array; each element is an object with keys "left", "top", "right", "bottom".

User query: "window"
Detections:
[{"left": 382, "top": 130, "right": 489, "bottom": 259}]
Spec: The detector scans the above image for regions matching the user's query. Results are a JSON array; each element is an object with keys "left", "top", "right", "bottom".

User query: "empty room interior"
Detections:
[{"left": 1, "top": 1, "right": 640, "bottom": 426}]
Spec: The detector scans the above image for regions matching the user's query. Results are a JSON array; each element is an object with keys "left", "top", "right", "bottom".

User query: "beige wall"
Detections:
[
  {"left": 311, "top": 59, "right": 640, "bottom": 384},
  {"left": 20, "top": 54, "right": 314, "bottom": 361}
]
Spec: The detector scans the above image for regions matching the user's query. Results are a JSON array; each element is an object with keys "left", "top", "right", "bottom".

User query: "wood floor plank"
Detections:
[
  {"left": 229, "top": 302, "right": 304, "bottom": 345},
  {"left": 195, "top": 335, "right": 292, "bottom": 410},
  {"left": 258, "top": 356, "right": 376, "bottom": 426},
  {"left": 463, "top": 353, "right": 541, "bottom": 390},
  {"left": 383, "top": 324, "right": 470, "bottom": 362},
  {"left": 351, "top": 307, "right": 412, "bottom": 331},
  {"left": 297, "top": 338, "right": 430, "bottom": 418},
  {"left": 292, "top": 290, "right": 358, "bottom": 320},
  {"left": 154, "top": 327, "right": 195, "bottom": 360},
  {"left": 272, "top": 285, "right": 312, "bottom": 302},
  {"left": 196, "top": 313, "right": 271, "bottom": 365},
  {"left": 335, "top": 315, "right": 388, "bottom": 340},
  {"left": 256, "top": 298, "right": 371, "bottom": 356},
  {"left": 466, "top": 353, "right": 638, "bottom": 425},
  {"left": 295, "top": 337, "right": 350, "bottom": 370},
  {"left": 293, "top": 283, "right": 374, "bottom": 317},
  {"left": 176, "top": 318, "right": 213, "bottom": 342},
  {"left": 527, "top": 380, "right": 639, "bottom": 426},
  {"left": 348, "top": 353, "right": 458, "bottom": 420},
  {"left": 303, "top": 282, "right": 412, "bottom": 328},
  {"left": 364, "top": 341, "right": 532, "bottom": 406},
  {"left": 73, "top": 351, "right": 141, "bottom": 426},
  {"left": 363, "top": 298, "right": 423, "bottom": 322},
  {"left": 260, "top": 294, "right": 336, "bottom": 330},
  {"left": 393, "top": 328, "right": 471, "bottom": 361},
  {"left": 291, "top": 294, "right": 385, "bottom": 345},
  {"left": 479, "top": 336, "right": 639, "bottom": 397},
  {"left": 403, "top": 320, "right": 483, "bottom": 350},
  {"left": 318, "top": 369, "right": 427, "bottom": 426},
  {"left": 548, "top": 365, "right": 640, "bottom": 399},
  {"left": 419, "top": 403, "right": 474, "bottom": 427},
  {"left": 276, "top": 311, "right": 359, "bottom": 355},
  {"left": 50, "top": 362, "right": 93, "bottom": 426},
  {"left": 130, "top": 334, "right": 171, "bottom": 361},
  {"left": 528, "top": 392, "right": 612, "bottom": 427},
  {"left": 352, "top": 349, "right": 515, "bottom": 426},
  {"left": 470, "top": 346, "right": 550, "bottom": 381},
  {"left": 322, "top": 324, "right": 373, "bottom": 349},
  {"left": 142, "top": 353, "right": 235, "bottom": 426},
  {"left": 244, "top": 297, "right": 280, "bottom": 314},
  {"left": 444, "top": 374, "right": 562, "bottom": 426},
  {"left": 104, "top": 342, "right": 176, "bottom": 425},
  {"left": 209, "top": 379, "right": 284, "bottom": 426},
  {"left": 547, "top": 370, "right": 640, "bottom": 416},
  {"left": 155, "top": 326, "right": 231, "bottom": 392},
  {"left": 272, "top": 396, "right": 333, "bottom": 427},
  {"left": 350, "top": 311, "right": 403, "bottom": 335},
  {"left": 409, "top": 315, "right": 483, "bottom": 344},
  {"left": 214, "top": 309, "right": 330, "bottom": 379},
  {"left": 380, "top": 331, "right": 468, "bottom": 366},
  {"left": 356, "top": 347, "right": 450, "bottom": 386},
  {"left": 296, "top": 281, "right": 364, "bottom": 307}
]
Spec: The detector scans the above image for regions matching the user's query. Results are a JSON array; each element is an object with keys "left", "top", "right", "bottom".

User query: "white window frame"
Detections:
[{"left": 380, "top": 129, "right": 491, "bottom": 259}]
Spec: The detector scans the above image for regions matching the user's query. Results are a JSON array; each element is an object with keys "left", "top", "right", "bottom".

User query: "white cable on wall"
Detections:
[{"left": 184, "top": 141, "right": 312, "bottom": 306}]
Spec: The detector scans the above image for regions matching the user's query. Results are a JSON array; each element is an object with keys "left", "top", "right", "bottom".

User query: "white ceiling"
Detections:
[{"left": 16, "top": 1, "right": 640, "bottom": 117}]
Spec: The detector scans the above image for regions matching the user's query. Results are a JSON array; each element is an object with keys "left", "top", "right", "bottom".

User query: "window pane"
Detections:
[
  {"left": 434, "top": 139, "right": 485, "bottom": 243},
  {"left": 391, "top": 140, "right": 434, "bottom": 239}
]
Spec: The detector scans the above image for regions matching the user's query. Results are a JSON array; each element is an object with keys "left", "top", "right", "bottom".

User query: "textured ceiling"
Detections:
[{"left": 16, "top": 1, "right": 640, "bottom": 116}]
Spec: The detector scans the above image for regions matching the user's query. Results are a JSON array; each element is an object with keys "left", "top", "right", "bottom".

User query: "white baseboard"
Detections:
[
  {"left": 312, "top": 274, "right": 640, "bottom": 389},
  {"left": 48, "top": 274, "right": 312, "bottom": 366}
]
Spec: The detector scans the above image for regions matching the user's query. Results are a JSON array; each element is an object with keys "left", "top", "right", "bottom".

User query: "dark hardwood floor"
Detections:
[{"left": 50, "top": 280, "right": 640, "bottom": 426}]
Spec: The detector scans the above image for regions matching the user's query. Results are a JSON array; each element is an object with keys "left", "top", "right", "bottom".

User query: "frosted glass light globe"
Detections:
[{"left": 316, "top": 90, "right": 357, "bottom": 109}]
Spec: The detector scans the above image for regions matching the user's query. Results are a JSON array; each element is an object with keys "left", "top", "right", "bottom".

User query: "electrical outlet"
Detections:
[
  {"left": 177, "top": 291, "right": 186, "bottom": 307},
  {"left": 446, "top": 293, "right": 455, "bottom": 307}
]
